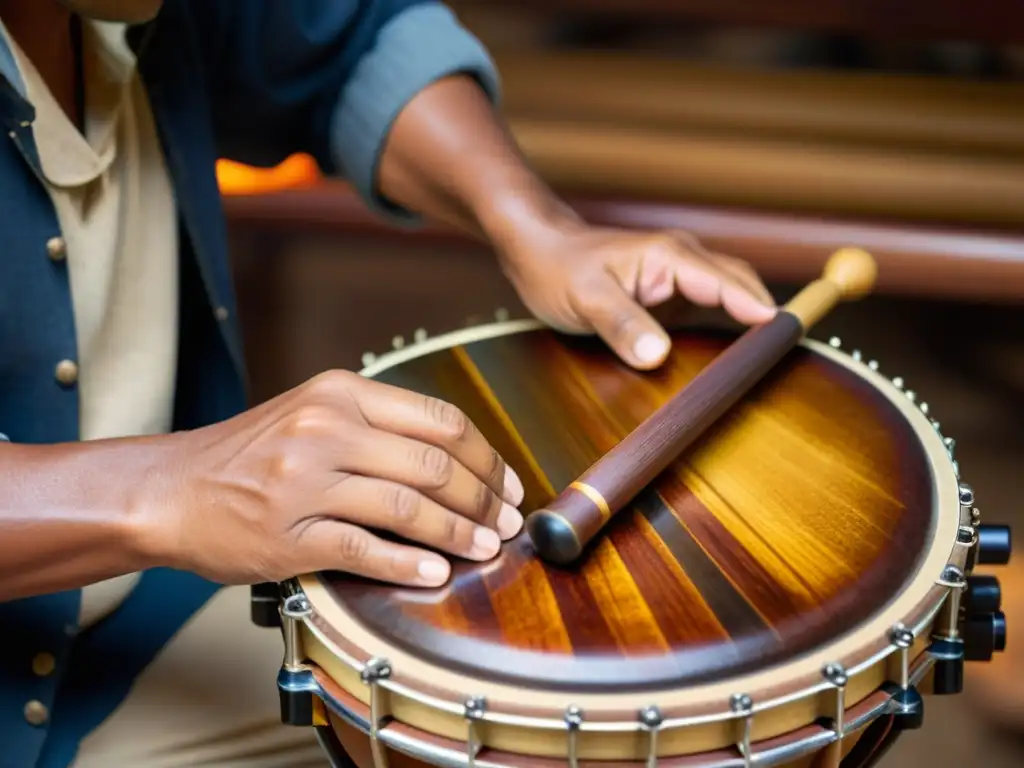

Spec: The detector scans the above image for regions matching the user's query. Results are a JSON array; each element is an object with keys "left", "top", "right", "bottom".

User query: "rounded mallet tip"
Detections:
[{"left": 822, "top": 247, "right": 878, "bottom": 300}]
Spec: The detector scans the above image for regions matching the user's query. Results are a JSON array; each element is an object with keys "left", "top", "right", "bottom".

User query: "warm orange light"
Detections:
[{"left": 216, "top": 154, "right": 321, "bottom": 195}]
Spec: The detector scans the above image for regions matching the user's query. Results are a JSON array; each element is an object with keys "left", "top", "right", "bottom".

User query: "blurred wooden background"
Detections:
[{"left": 219, "top": 4, "right": 1024, "bottom": 766}]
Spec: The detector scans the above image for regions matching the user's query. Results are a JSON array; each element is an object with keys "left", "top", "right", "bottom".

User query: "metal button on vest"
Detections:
[
  {"left": 24, "top": 700, "right": 48, "bottom": 726},
  {"left": 55, "top": 359, "right": 79, "bottom": 387},
  {"left": 32, "top": 653, "right": 56, "bottom": 677},
  {"left": 46, "top": 237, "right": 67, "bottom": 262}
]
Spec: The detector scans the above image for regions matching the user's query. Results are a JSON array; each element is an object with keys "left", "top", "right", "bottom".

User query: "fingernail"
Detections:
[
  {"left": 497, "top": 503, "right": 524, "bottom": 539},
  {"left": 472, "top": 526, "right": 501, "bottom": 559},
  {"left": 633, "top": 333, "right": 668, "bottom": 364},
  {"left": 503, "top": 464, "right": 525, "bottom": 505},
  {"left": 417, "top": 559, "right": 450, "bottom": 586}
]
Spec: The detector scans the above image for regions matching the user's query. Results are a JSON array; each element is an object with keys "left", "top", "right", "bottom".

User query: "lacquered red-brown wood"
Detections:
[
  {"left": 320, "top": 326, "right": 934, "bottom": 692},
  {"left": 528, "top": 311, "right": 805, "bottom": 564}
]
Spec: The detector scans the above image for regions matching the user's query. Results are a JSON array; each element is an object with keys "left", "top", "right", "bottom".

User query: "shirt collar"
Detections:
[{"left": 0, "top": 18, "right": 134, "bottom": 189}]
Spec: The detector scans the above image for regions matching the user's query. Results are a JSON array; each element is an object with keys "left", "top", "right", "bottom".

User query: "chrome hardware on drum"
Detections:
[{"left": 252, "top": 318, "right": 1012, "bottom": 768}]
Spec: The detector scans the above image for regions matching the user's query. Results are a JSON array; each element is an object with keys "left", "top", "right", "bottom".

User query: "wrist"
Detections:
[
  {"left": 121, "top": 432, "right": 194, "bottom": 572},
  {"left": 471, "top": 173, "right": 584, "bottom": 264}
]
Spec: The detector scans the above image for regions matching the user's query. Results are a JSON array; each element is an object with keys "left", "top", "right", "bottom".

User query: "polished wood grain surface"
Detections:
[
  {"left": 321, "top": 327, "right": 934, "bottom": 692},
  {"left": 528, "top": 312, "right": 805, "bottom": 564}
]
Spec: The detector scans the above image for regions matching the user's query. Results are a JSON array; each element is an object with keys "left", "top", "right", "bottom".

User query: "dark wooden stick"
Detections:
[{"left": 526, "top": 247, "right": 879, "bottom": 565}]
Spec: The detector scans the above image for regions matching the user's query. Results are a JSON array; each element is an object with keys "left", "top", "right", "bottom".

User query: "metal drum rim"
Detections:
[{"left": 293, "top": 319, "right": 965, "bottom": 757}]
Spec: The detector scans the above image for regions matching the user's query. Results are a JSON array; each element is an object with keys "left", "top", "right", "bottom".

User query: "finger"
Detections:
[
  {"left": 663, "top": 232, "right": 776, "bottom": 323},
  {"left": 332, "top": 426, "right": 523, "bottom": 539},
  {"left": 344, "top": 379, "right": 525, "bottom": 507},
  {"left": 300, "top": 519, "right": 451, "bottom": 588},
  {"left": 571, "top": 271, "right": 672, "bottom": 370},
  {"left": 709, "top": 253, "right": 777, "bottom": 313},
  {"left": 636, "top": 261, "right": 676, "bottom": 307},
  {"left": 669, "top": 252, "right": 775, "bottom": 325},
  {"left": 324, "top": 475, "right": 503, "bottom": 561}
]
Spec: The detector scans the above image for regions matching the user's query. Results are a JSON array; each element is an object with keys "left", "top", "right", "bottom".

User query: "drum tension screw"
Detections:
[
  {"left": 958, "top": 525, "right": 978, "bottom": 547},
  {"left": 638, "top": 706, "right": 664, "bottom": 768},
  {"left": 867, "top": 359, "right": 880, "bottom": 371},
  {"left": 729, "top": 694, "right": 754, "bottom": 768},
  {"left": 360, "top": 658, "right": 392, "bottom": 683},
  {"left": 905, "top": 389, "right": 917, "bottom": 402},
  {"left": 940, "top": 565, "right": 966, "bottom": 587},
  {"left": 931, "top": 419, "right": 942, "bottom": 432},
  {"left": 891, "top": 626, "right": 914, "bottom": 648},
  {"left": 851, "top": 349, "right": 862, "bottom": 362},
  {"left": 828, "top": 337, "right": 842, "bottom": 349},
  {"left": 282, "top": 595, "right": 311, "bottom": 618},
  {"left": 463, "top": 697, "right": 487, "bottom": 767},
  {"left": 958, "top": 483, "right": 974, "bottom": 508},
  {"left": 822, "top": 663, "right": 848, "bottom": 688},
  {"left": 730, "top": 693, "right": 753, "bottom": 714},
  {"left": 565, "top": 705, "right": 584, "bottom": 768},
  {"left": 944, "top": 436, "right": 956, "bottom": 457},
  {"left": 639, "top": 706, "right": 663, "bottom": 730},
  {"left": 464, "top": 696, "right": 486, "bottom": 721},
  {"left": 891, "top": 376, "right": 905, "bottom": 390}
]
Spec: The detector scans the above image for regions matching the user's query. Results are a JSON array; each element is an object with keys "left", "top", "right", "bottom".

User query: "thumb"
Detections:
[{"left": 571, "top": 273, "right": 672, "bottom": 370}]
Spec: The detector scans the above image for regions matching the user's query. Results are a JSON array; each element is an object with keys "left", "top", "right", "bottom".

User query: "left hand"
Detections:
[{"left": 498, "top": 219, "right": 778, "bottom": 370}]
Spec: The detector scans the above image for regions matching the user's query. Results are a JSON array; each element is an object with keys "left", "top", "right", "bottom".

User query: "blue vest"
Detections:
[{"left": 0, "top": 0, "right": 497, "bottom": 763}]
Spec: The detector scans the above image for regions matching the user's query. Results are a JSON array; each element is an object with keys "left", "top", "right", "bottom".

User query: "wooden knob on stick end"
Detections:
[
  {"left": 822, "top": 247, "right": 878, "bottom": 300},
  {"left": 784, "top": 247, "right": 878, "bottom": 330}
]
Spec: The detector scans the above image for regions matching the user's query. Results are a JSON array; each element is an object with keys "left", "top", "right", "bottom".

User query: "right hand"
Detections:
[{"left": 146, "top": 369, "right": 525, "bottom": 587}]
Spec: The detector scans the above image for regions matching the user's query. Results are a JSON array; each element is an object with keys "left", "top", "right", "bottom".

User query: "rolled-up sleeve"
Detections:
[
  {"left": 329, "top": 2, "right": 500, "bottom": 223},
  {"left": 191, "top": 0, "right": 499, "bottom": 225}
]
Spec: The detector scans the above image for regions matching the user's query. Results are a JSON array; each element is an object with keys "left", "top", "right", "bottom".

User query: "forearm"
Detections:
[
  {"left": 377, "top": 75, "right": 581, "bottom": 252},
  {"left": 0, "top": 438, "right": 172, "bottom": 601}
]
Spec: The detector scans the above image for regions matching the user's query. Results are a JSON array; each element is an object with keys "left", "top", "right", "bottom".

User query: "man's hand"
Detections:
[
  {"left": 498, "top": 220, "right": 778, "bottom": 370},
  {"left": 375, "top": 76, "right": 777, "bottom": 370},
  {"left": 145, "top": 371, "right": 524, "bottom": 588}
]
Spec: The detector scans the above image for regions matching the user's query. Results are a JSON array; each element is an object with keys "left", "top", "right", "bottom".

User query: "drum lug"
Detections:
[
  {"left": 928, "top": 637, "right": 965, "bottom": 696},
  {"left": 882, "top": 682, "right": 925, "bottom": 732},
  {"left": 277, "top": 666, "right": 319, "bottom": 727},
  {"left": 250, "top": 582, "right": 282, "bottom": 628}
]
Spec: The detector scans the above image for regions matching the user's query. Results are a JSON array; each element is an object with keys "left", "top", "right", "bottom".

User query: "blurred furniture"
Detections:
[{"left": 452, "top": 0, "right": 1024, "bottom": 45}]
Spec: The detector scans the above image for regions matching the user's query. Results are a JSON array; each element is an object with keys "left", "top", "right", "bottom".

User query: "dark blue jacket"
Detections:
[{"left": 0, "top": 2, "right": 498, "bottom": 765}]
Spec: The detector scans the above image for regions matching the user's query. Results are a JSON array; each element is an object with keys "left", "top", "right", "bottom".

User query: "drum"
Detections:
[{"left": 265, "top": 318, "right": 1010, "bottom": 768}]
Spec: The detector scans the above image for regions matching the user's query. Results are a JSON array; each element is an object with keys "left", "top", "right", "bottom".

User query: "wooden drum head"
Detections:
[{"left": 298, "top": 320, "right": 962, "bottom": 762}]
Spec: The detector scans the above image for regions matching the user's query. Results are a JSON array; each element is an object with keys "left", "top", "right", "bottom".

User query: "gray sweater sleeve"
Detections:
[{"left": 328, "top": 2, "right": 502, "bottom": 225}]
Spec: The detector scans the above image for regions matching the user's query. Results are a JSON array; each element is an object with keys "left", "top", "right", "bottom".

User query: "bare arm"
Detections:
[{"left": 0, "top": 438, "right": 172, "bottom": 602}]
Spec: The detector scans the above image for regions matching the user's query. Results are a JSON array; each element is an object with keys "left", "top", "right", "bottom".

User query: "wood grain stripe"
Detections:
[
  {"left": 634, "top": 487, "right": 779, "bottom": 643},
  {"left": 608, "top": 509, "right": 730, "bottom": 645},
  {"left": 451, "top": 345, "right": 556, "bottom": 496},
  {"left": 659, "top": 472, "right": 818, "bottom": 623}
]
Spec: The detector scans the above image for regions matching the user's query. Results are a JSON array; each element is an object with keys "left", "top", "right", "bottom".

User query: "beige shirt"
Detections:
[{"left": 1, "top": 20, "right": 179, "bottom": 629}]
